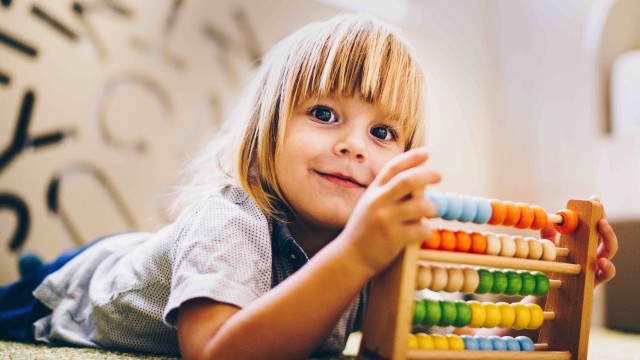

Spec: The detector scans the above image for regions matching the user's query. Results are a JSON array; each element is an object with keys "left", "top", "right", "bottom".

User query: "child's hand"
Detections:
[
  {"left": 337, "top": 148, "right": 441, "bottom": 276},
  {"left": 539, "top": 195, "right": 617, "bottom": 286}
]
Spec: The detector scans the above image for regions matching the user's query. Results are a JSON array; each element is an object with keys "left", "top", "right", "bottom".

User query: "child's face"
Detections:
[{"left": 276, "top": 94, "right": 406, "bottom": 231}]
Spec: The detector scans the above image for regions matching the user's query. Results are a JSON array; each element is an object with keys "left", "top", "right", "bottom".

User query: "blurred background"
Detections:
[{"left": 1, "top": 0, "right": 639, "bottom": 334}]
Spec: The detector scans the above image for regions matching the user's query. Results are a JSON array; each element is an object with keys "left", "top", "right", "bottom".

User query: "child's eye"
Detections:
[
  {"left": 370, "top": 125, "right": 397, "bottom": 141},
  {"left": 309, "top": 106, "right": 337, "bottom": 123}
]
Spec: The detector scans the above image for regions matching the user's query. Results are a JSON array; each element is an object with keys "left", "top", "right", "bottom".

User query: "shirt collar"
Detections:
[{"left": 272, "top": 218, "right": 309, "bottom": 269}]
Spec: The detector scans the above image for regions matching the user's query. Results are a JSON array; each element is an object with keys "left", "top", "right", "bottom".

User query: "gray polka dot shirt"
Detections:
[{"left": 32, "top": 185, "right": 368, "bottom": 357}]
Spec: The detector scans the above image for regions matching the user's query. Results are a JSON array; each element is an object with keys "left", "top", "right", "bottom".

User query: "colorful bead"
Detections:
[
  {"left": 461, "top": 266, "right": 480, "bottom": 294},
  {"left": 425, "top": 191, "right": 447, "bottom": 218},
  {"left": 432, "top": 334, "right": 449, "bottom": 350},
  {"left": 488, "top": 199, "right": 506, "bottom": 225},
  {"left": 442, "top": 192, "right": 463, "bottom": 220},
  {"left": 515, "top": 203, "right": 534, "bottom": 229},
  {"left": 476, "top": 268, "right": 494, "bottom": 294},
  {"left": 415, "top": 265, "right": 432, "bottom": 290},
  {"left": 518, "top": 271, "right": 536, "bottom": 296},
  {"left": 455, "top": 230, "right": 472, "bottom": 253},
  {"left": 422, "top": 299, "right": 441, "bottom": 326},
  {"left": 526, "top": 303, "right": 544, "bottom": 330},
  {"left": 453, "top": 300, "right": 472, "bottom": 327},
  {"left": 413, "top": 299, "right": 426, "bottom": 325},
  {"left": 504, "top": 270, "right": 523, "bottom": 296},
  {"left": 470, "top": 232, "right": 487, "bottom": 254},
  {"left": 416, "top": 333, "right": 434, "bottom": 350},
  {"left": 468, "top": 301, "right": 486, "bottom": 328},
  {"left": 460, "top": 335, "right": 479, "bottom": 350},
  {"left": 438, "top": 301, "right": 457, "bottom": 327},
  {"left": 440, "top": 229, "right": 457, "bottom": 251},
  {"left": 512, "top": 303, "right": 531, "bottom": 330},
  {"left": 408, "top": 334, "right": 419, "bottom": 349},
  {"left": 477, "top": 336, "right": 493, "bottom": 350},
  {"left": 530, "top": 205, "right": 548, "bottom": 230},
  {"left": 447, "top": 334, "right": 465, "bottom": 350},
  {"left": 489, "top": 336, "right": 508, "bottom": 351},
  {"left": 502, "top": 201, "right": 521, "bottom": 227},
  {"left": 503, "top": 336, "right": 521, "bottom": 351},
  {"left": 532, "top": 271, "right": 551, "bottom": 296},
  {"left": 553, "top": 209, "right": 579, "bottom": 234},
  {"left": 473, "top": 197, "right": 493, "bottom": 224},
  {"left": 422, "top": 228, "right": 440, "bottom": 250},
  {"left": 497, "top": 302, "right": 516, "bottom": 328},
  {"left": 490, "top": 269, "right": 508, "bottom": 294},
  {"left": 516, "top": 336, "right": 536, "bottom": 351},
  {"left": 430, "top": 265, "right": 448, "bottom": 292},
  {"left": 482, "top": 302, "right": 501, "bottom": 328}
]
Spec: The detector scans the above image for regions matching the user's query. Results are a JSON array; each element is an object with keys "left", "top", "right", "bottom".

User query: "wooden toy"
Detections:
[{"left": 357, "top": 191, "right": 602, "bottom": 360}]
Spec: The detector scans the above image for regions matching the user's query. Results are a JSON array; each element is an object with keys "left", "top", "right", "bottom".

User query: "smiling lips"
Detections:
[{"left": 315, "top": 171, "right": 366, "bottom": 188}]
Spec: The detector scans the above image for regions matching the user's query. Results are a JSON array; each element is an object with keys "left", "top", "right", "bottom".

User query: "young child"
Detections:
[{"left": 0, "top": 13, "right": 617, "bottom": 359}]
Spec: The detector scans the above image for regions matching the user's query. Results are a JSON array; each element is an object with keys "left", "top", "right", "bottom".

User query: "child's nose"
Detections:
[{"left": 334, "top": 136, "right": 367, "bottom": 160}]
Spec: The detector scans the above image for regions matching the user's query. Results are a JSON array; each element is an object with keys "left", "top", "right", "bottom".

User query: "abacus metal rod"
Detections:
[{"left": 418, "top": 251, "right": 581, "bottom": 274}]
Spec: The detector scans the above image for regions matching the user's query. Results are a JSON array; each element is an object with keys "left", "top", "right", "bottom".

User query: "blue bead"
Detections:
[
  {"left": 425, "top": 191, "right": 448, "bottom": 217},
  {"left": 503, "top": 336, "right": 521, "bottom": 351},
  {"left": 516, "top": 336, "right": 536, "bottom": 351},
  {"left": 461, "top": 335, "right": 479, "bottom": 350},
  {"left": 476, "top": 336, "right": 493, "bottom": 350},
  {"left": 489, "top": 336, "right": 508, "bottom": 351},
  {"left": 442, "top": 192, "right": 463, "bottom": 220},
  {"left": 472, "top": 197, "right": 493, "bottom": 224},
  {"left": 458, "top": 195, "right": 477, "bottom": 222}
]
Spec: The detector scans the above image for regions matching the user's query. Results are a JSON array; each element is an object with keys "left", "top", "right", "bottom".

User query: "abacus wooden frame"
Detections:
[{"left": 356, "top": 199, "right": 602, "bottom": 360}]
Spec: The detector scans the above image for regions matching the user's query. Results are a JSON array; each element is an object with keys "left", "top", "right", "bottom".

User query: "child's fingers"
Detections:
[
  {"left": 399, "top": 217, "right": 433, "bottom": 244},
  {"left": 597, "top": 219, "right": 618, "bottom": 260},
  {"left": 589, "top": 195, "right": 607, "bottom": 218},
  {"left": 373, "top": 148, "right": 430, "bottom": 187},
  {"left": 595, "top": 258, "right": 616, "bottom": 285},
  {"left": 540, "top": 222, "right": 558, "bottom": 245},
  {"left": 392, "top": 196, "right": 437, "bottom": 222},
  {"left": 380, "top": 166, "right": 441, "bottom": 202}
]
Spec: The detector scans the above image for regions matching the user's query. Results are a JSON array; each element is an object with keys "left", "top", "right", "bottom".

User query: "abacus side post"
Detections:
[
  {"left": 357, "top": 242, "right": 419, "bottom": 360},
  {"left": 538, "top": 199, "right": 602, "bottom": 360}
]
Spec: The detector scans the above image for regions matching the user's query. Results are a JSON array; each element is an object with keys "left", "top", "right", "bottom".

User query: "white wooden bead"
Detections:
[
  {"left": 461, "top": 266, "right": 480, "bottom": 293},
  {"left": 540, "top": 239, "right": 557, "bottom": 261},
  {"left": 514, "top": 236, "right": 529, "bottom": 258},
  {"left": 445, "top": 265, "right": 464, "bottom": 292},
  {"left": 430, "top": 264, "right": 448, "bottom": 292},
  {"left": 416, "top": 264, "right": 432, "bottom": 290},
  {"left": 483, "top": 232, "right": 501, "bottom": 256},
  {"left": 526, "top": 237, "right": 543, "bottom": 260},
  {"left": 498, "top": 234, "right": 517, "bottom": 257}
]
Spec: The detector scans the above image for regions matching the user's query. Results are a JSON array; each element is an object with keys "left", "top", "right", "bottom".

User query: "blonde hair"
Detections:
[{"left": 174, "top": 13, "right": 427, "bottom": 220}]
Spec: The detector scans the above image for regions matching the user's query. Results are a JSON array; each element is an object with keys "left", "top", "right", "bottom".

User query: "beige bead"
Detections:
[
  {"left": 483, "top": 232, "right": 501, "bottom": 256},
  {"left": 444, "top": 265, "right": 464, "bottom": 292},
  {"left": 498, "top": 234, "right": 517, "bottom": 257},
  {"left": 430, "top": 264, "right": 448, "bottom": 292},
  {"left": 461, "top": 266, "right": 480, "bottom": 293},
  {"left": 514, "top": 236, "right": 529, "bottom": 258},
  {"left": 416, "top": 264, "right": 432, "bottom": 290},
  {"left": 540, "top": 239, "right": 557, "bottom": 261},
  {"left": 526, "top": 237, "right": 543, "bottom": 260}
]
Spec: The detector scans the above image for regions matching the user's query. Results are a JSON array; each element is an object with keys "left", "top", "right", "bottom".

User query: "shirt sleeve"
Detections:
[{"left": 164, "top": 187, "right": 273, "bottom": 325}]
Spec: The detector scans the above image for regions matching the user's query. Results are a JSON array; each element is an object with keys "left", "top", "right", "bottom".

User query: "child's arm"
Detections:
[{"left": 177, "top": 148, "right": 441, "bottom": 360}]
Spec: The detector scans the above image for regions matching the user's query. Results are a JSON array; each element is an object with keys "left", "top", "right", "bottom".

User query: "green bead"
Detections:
[
  {"left": 423, "top": 299, "right": 442, "bottom": 326},
  {"left": 438, "top": 301, "right": 457, "bottom": 327},
  {"left": 504, "top": 270, "right": 523, "bottom": 296},
  {"left": 532, "top": 271, "right": 551, "bottom": 296},
  {"left": 490, "top": 269, "right": 508, "bottom": 294},
  {"left": 476, "top": 268, "right": 494, "bottom": 294},
  {"left": 453, "top": 300, "right": 472, "bottom": 327},
  {"left": 518, "top": 271, "right": 536, "bottom": 296},
  {"left": 413, "top": 299, "right": 426, "bottom": 325}
]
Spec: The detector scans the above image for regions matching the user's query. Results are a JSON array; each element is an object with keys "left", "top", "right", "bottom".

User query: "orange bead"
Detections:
[
  {"left": 455, "top": 230, "right": 472, "bottom": 253},
  {"left": 440, "top": 229, "right": 457, "bottom": 251},
  {"left": 422, "top": 228, "right": 441, "bottom": 249},
  {"left": 554, "top": 209, "right": 579, "bottom": 234},
  {"left": 469, "top": 232, "right": 487, "bottom": 254},
  {"left": 488, "top": 199, "right": 506, "bottom": 225},
  {"left": 530, "top": 205, "right": 548, "bottom": 230},
  {"left": 515, "top": 203, "right": 534, "bottom": 229},
  {"left": 502, "top": 201, "right": 521, "bottom": 227}
]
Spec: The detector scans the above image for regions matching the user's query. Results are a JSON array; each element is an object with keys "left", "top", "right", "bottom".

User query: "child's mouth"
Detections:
[{"left": 315, "top": 171, "right": 365, "bottom": 188}]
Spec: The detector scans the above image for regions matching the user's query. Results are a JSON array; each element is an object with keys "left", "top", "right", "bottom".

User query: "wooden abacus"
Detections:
[{"left": 357, "top": 191, "right": 602, "bottom": 360}]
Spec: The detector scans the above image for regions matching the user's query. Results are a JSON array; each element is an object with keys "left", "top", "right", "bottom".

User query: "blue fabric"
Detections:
[{"left": 0, "top": 236, "right": 111, "bottom": 342}]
